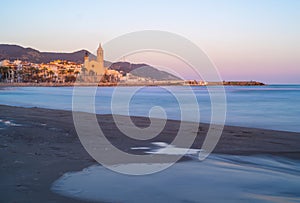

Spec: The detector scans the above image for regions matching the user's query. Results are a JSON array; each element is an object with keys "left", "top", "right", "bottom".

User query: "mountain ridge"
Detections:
[
  {"left": 0, "top": 44, "right": 92, "bottom": 64},
  {"left": 0, "top": 44, "right": 181, "bottom": 81}
]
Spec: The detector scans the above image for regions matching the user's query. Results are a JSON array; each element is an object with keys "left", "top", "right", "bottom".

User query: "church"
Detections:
[{"left": 84, "top": 43, "right": 106, "bottom": 77}]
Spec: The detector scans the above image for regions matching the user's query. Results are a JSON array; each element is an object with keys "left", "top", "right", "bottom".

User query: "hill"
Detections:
[
  {"left": 0, "top": 44, "right": 93, "bottom": 64},
  {"left": 0, "top": 44, "right": 181, "bottom": 80},
  {"left": 109, "top": 62, "right": 181, "bottom": 80}
]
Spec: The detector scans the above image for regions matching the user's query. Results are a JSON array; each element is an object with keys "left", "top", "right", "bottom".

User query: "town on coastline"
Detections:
[{"left": 0, "top": 43, "right": 265, "bottom": 87}]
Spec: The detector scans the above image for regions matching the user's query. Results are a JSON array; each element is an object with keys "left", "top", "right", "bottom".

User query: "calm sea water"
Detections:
[
  {"left": 50, "top": 141, "right": 300, "bottom": 203},
  {"left": 51, "top": 154, "right": 300, "bottom": 203},
  {"left": 0, "top": 85, "right": 299, "bottom": 132}
]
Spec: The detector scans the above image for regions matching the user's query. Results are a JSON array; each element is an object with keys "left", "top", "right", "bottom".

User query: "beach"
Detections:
[
  {"left": 2, "top": 0, "right": 300, "bottom": 202},
  {"left": 0, "top": 104, "right": 300, "bottom": 202}
]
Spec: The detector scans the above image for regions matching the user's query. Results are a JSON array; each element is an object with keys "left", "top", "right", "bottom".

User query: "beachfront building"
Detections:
[
  {"left": 0, "top": 59, "right": 83, "bottom": 83},
  {"left": 103, "top": 69, "right": 122, "bottom": 83},
  {"left": 42, "top": 60, "right": 82, "bottom": 83},
  {"left": 0, "top": 59, "right": 23, "bottom": 82},
  {"left": 120, "top": 73, "right": 151, "bottom": 83}
]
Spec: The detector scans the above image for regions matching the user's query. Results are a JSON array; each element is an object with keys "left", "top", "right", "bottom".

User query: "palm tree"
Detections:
[
  {"left": 0, "top": 66, "right": 11, "bottom": 82},
  {"left": 22, "top": 67, "right": 31, "bottom": 82},
  {"left": 42, "top": 67, "right": 48, "bottom": 81},
  {"left": 59, "top": 69, "right": 66, "bottom": 83},
  {"left": 28, "top": 67, "right": 35, "bottom": 82},
  {"left": 65, "top": 69, "right": 75, "bottom": 83},
  {"left": 74, "top": 70, "right": 80, "bottom": 77},
  {"left": 48, "top": 70, "right": 55, "bottom": 82},
  {"left": 74, "top": 70, "right": 80, "bottom": 82},
  {"left": 80, "top": 67, "right": 88, "bottom": 82},
  {"left": 81, "top": 67, "right": 87, "bottom": 75},
  {"left": 67, "top": 69, "right": 74, "bottom": 76},
  {"left": 0, "top": 67, "right": 9, "bottom": 82},
  {"left": 34, "top": 68, "right": 40, "bottom": 82},
  {"left": 29, "top": 67, "right": 39, "bottom": 82}
]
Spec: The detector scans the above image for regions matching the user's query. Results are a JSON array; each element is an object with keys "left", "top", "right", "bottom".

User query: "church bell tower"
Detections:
[{"left": 97, "top": 43, "right": 104, "bottom": 69}]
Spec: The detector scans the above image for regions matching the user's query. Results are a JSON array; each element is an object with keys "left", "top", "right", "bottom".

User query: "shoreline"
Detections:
[
  {"left": 0, "top": 81, "right": 266, "bottom": 87},
  {"left": 1, "top": 105, "right": 300, "bottom": 202}
]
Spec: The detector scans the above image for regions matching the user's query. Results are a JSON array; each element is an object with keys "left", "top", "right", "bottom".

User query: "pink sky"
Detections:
[{"left": 1, "top": 0, "right": 299, "bottom": 84}]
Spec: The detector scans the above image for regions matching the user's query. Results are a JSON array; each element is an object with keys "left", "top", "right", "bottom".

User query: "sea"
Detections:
[
  {"left": 0, "top": 85, "right": 299, "bottom": 132},
  {"left": 1, "top": 85, "right": 300, "bottom": 202}
]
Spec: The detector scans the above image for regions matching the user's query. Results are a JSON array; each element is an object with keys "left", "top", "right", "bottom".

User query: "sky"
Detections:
[{"left": 1, "top": 0, "right": 299, "bottom": 83}]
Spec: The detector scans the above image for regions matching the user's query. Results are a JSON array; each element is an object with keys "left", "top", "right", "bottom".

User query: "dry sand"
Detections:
[{"left": 0, "top": 105, "right": 299, "bottom": 203}]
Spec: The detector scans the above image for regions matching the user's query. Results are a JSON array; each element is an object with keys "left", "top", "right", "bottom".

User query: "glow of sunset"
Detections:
[{"left": 1, "top": 0, "right": 299, "bottom": 84}]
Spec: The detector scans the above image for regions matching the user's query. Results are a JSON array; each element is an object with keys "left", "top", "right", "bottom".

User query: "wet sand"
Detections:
[{"left": 0, "top": 105, "right": 299, "bottom": 202}]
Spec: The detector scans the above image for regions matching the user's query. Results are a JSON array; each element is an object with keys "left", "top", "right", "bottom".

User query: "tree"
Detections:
[
  {"left": 42, "top": 67, "right": 48, "bottom": 81},
  {"left": 80, "top": 67, "right": 88, "bottom": 82},
  {"left": 0, "top": 67, "right": 8, "bottom": 81},
  {"left": 34, "top": 68, "right": 40, "bottom": 82},
  {"left": 58, "top": 69, "right": 66, "bottom": 83},
  {"left": 67, "top": 68, "right": 74, "bottom": 76},
  {"left": 81, "top": 67, "right": 87, "bottom": 75},
  {"left": 74, "top": 70, "right": 80, "bottom": 82},
  {"left": 0, "top": 66, "right": 11, "bottom": 82},
  {"left": 74, "top": 70, "right": 80, "bottom": 77},
  {"left": 48, "top": 70, "right": 55, "bottom": 82}
]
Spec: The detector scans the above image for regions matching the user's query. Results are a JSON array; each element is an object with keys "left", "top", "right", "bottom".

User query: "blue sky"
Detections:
[{"left": 1, "top": 0, "right": 299, "bottom": 83}]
